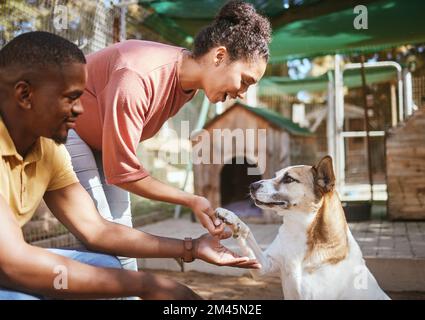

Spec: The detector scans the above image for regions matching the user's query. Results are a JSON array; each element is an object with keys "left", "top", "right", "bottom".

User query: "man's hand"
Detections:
[
  {"left": 193, "top": 232, "right": 261, "bottom": 269},
  {"left": 190, "top": 195, "right": 225, "bottom": 236}
]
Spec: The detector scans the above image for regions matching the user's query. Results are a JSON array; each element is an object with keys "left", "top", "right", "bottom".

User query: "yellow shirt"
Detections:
[{"left": 0, "top": 117, "right": 78, "bottom": 227}]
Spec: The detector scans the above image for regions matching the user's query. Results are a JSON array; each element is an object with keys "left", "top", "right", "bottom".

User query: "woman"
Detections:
[{"left": 66, "top": 0, "right": 272, "bottom": 271}]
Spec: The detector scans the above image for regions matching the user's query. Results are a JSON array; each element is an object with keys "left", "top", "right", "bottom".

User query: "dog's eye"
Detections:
[
  {"left": 281, "top": 175, "right": 299, "bottom": 183},
  {"left": 281, "top": 176, "right": 294, "bottom": 183}
]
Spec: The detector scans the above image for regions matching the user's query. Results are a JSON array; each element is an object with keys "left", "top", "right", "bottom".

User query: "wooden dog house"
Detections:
[
  {"left": 192, "top": 102, "right": 316, "bottom": 222},
  {"left": 386, "top": 107, "right": 425, "bottom": 220}
]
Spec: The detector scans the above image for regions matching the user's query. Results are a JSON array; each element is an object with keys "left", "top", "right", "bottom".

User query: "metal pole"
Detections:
[
  {"left": 404, "top": 70, "right": 414, "bottom": 116},
  {"left": 326, "top": 71, "right": 336, "bottom": 163},
  {"left": 343, "top": 61, "right": 404, "bottom": 123},
  {"left": 120, "top": 6, "right": 127, "bottom": 42},
  {"left": 115, "top": 0, "right": 138, "bottom": 42},
  {"left": 397, "top": 70, "right": 404, "bottom": 122},
  {"left": 174, "top": 94, "right": 211, "bottom": 220},
  {"left": 359, "top": 55, "right": 374, "bottom": 203},
  {"left": 334, "top": 55, "right": 345, "bottom": 190}
]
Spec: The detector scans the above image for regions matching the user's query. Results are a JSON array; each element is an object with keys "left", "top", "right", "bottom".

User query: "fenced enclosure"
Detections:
[
  {"left": 413, "top": 75, "right": 425, "bottom": 108},
  {"left": 0, "top": 0, "right": 205, "bottom": 247},
  {"left": 0, "top": 0, "right": 118, "bottom": 53},
  {"left": 1, "top": 0, "right": 119, "bottom": 247},
  {"left": 3, "top": 0, "right": 425, "bottom": 247}
]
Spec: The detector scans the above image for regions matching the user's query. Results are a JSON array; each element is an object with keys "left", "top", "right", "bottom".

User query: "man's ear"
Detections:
[
  {"left": 14, "top": 81, "right": 32, "bottom": 110},
  {"left": 312, "top": 155, "right": 336, "bottom": 195}
]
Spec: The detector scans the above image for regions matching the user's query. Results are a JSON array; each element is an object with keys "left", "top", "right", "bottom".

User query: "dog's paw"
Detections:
[{"left": 215, "top": 208, "right": 249, "bottom": 239}]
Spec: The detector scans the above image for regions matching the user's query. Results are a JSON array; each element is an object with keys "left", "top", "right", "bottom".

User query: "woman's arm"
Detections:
[
  {"left": 117, "top": 176, "right": 224, "bottom": 236},
  {"left": 97, "top": 71, "right": 222, "bottom": 235}
]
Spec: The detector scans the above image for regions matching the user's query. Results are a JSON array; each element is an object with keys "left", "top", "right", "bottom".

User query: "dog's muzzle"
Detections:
[
  {"left": 253, "top": 198, "right": 289, "bottom": 208},
  {"left": 250, "top": 182, "right": 289, "bottom": 208}
]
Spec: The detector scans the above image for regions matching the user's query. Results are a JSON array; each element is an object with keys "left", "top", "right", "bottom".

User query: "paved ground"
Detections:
[
  {"left": 138, "top": 216, "right": 425, "bottom": 260},
  {"left": 352, "top": 220, "right": 425, "bottom": 258},
  {"left": 137, "top": 216, "right": 425, "bottom": 295}
]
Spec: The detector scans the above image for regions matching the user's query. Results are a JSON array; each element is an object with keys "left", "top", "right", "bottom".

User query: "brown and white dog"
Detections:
[{"left": 216, "top": 156, "right": 390, "bottom": 300}]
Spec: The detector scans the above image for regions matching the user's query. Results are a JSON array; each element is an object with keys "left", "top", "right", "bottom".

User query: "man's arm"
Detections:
[
  {"left": 44, "top": 182, "right": 188, "bottom": 259},
  {"left": 0, "top": 194, "right": 199, "bottom": 299},
  {"left": 117, "top": 176, "right": 224, "bottom": 236},
  {"left": 44, "top": 183, "right": 260, "bottom": 269}
]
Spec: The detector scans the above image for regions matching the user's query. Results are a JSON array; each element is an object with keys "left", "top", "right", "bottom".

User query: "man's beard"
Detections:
[{"left": 52, "top": 133, "right": 68, "bottom": 145}]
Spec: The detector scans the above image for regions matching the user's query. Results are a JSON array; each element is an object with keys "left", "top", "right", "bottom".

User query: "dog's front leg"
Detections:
[
  {"left": 238, "top": 232, "right": 275, "bottom": 279},
  {"left": 215, "top": 208, "right": 273, "bottom": 278}
]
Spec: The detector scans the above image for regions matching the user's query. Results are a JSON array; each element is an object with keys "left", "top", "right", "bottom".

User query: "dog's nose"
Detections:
[{"left": 250, "top": 182, "right": 262, "bottom": 192}]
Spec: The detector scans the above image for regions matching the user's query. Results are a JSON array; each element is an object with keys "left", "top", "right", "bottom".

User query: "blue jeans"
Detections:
[
  {"left": 0, "top": 248, "right": 122, "bottom": 300},
  {"left": 65, "top": 129, "right": 137, "bottom": 272}
]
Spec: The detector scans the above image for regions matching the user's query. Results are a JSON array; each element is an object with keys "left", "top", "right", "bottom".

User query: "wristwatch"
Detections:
[{"left": 182, "top": 237, "right": 195, "bottom": 263}]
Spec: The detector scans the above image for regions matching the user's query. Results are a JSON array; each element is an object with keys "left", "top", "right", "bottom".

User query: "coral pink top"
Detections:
[{"left": 75, "top": 40, "right": 196, "bottom": 185}]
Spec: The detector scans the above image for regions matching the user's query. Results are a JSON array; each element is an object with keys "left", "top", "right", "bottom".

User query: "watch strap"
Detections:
[{"left": 183, "top": 237, "right": 194, "bottom": 263}]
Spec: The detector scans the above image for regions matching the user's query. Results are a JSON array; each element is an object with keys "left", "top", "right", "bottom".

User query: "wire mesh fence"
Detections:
[
  {"left": 1, "top": 0, "right": 120, "bottom": 247},
  {"left": 0, "top": 0, "right": 119, "bottom": 54},
  {"left": 413, "top": 75, "right": 425, "bottom": 108},
  {"left": 1, "top": 1, "right": 204, "bottom": 248}
]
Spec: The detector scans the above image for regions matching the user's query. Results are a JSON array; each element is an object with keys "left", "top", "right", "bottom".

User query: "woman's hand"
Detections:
[
  {"left": 189, "top": 195, "right": 225, "bottom": 236},
  {"left": 118, "top": 178, "right": 224, "bottom": 236},
  {"left": 193, "top": 232, "right": 261, "bottom": 269}
]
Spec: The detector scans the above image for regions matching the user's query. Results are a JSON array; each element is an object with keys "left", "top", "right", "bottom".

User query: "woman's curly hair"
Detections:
[{"left": 193, "top": 0, "right": 272, "bottom": 62}]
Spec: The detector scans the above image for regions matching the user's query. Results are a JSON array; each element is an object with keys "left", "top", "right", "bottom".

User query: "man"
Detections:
[{"left": 0, "top": 31, "right": 259, "bottom": 300}]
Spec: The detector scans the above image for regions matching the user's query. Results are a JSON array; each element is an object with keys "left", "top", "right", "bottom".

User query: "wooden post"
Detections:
[
  {"left": 390, "top": 83, "right": 397, "bottom": 127},
  {"left": 113, "top": 10, "right": 121, "bottom": 43}
]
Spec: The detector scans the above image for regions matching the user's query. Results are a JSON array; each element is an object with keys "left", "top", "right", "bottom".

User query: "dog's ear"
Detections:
[{"left": 312, "top": 156, "right": 335, "bottom": 196}]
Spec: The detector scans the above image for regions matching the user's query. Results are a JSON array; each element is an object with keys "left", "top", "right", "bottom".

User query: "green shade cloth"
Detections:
[
  {"left": 138, "top": 0, "right": 425, "bottom": 62},
  {"left": 269, "top": 0, "right": 425, "bottom": 62},
  {"left": 259, "top": 66, "right": 398, "bottom": 95}
]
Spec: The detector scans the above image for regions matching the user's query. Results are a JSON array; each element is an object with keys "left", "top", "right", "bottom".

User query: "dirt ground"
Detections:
[
  {"left": 152, "top": 270, "right": 282, "bottom": 300},
  {"left": 151, "top": 270, "right": 425, "bottom": 300}
]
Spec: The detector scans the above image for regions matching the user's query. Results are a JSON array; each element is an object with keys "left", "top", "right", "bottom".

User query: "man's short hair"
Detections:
[{"left": 0, "top": 31, "right": 86, "bottom": 70}]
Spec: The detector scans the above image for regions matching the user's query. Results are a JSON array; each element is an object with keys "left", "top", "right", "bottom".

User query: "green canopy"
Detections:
[
  {"left": 269, "top": 0, "right": 425, "bottom": 62},
  {"left": 138, "top": 0, "right": 425, "bottom": 62},
  {"left": 259, "top": 66, "right": 398, "bottom": 95}
]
